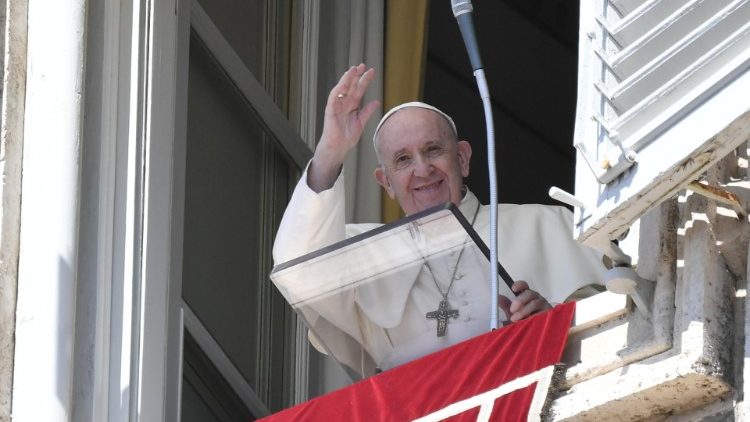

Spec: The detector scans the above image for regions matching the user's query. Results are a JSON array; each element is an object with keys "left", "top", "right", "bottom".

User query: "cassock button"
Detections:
[
  {"left": 458, "top": 290, "right": 466, "bottom": 297},
  {"left": 464, "top": 315, "right": 471, "bottom": 322},
  {"left": 461, "top": 300, "right": 468, "bottom": 306}
]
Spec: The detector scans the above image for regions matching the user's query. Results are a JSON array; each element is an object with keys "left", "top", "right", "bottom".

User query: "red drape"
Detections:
[{"left": 262, "top": 302, "right": 575, "bottom": 421}]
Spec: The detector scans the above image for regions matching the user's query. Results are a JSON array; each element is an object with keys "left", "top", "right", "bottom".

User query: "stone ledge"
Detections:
[
  {"left": 569, "top": 291, "right": 628, "bottom": 335},
  {"left": 549, "top": 351, "right": 733, "bottom": 421}
]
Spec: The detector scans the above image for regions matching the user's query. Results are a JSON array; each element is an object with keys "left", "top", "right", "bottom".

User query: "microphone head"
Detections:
[{"left": 451, "top": 0, "right": 473, "bottom": 17}]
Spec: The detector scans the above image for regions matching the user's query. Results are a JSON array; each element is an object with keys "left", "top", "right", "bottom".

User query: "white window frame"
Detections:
[
  {"left": 74, "top": 0, "right": 184, "bottom": 419},
  {"left": 13, "top": 0, "right": 331, "bottom": 418},
  {"left": 133, "top": 0, "right": 314, "bottom": 419},
  {"left": 71, "top": 0, "right": 317, "bottom": 418}
]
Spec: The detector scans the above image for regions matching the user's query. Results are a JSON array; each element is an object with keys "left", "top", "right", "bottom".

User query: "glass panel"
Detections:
[
  {"left": 195, "top": 0, "right": 266, "bottom": 80},
  {"left": 182, "top": 332, "right": 256, "bottom": 421},
  {"left": 270, "top": 204, "right": 514, "bottom": 380},
  {"left": 182, "top": 31, "right": 293, "bottom": 406},
  {"left": 182, "top": 380, "right": 223, "bottom": 422}
]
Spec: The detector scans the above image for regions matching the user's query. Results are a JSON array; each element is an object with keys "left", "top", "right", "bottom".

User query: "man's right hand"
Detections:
[
  {"left": 499, "top": 280, "right": 552, "bottom": 323},
  {"left": 308, "top": 64, "right": 380, "bottom": 193}
]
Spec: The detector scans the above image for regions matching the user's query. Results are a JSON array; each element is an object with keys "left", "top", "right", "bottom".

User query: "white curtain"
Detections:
[
  {"left": 312, "top": 0, "right": 384, "bottom": 224},
  {"left": 293, "top": 0, "right": 385, "bottom": 398},
  {"left": 341, "top": 0, "right": 384, "bottom": 224}
]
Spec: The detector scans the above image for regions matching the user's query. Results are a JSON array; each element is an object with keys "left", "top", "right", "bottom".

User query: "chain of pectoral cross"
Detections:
[{"left": 424, "top": 201, "right": 481, "bottom": 337}]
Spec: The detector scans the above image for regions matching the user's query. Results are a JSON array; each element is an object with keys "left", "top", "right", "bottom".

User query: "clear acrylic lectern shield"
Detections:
[{"left": 270, "top": 203, "right": 514, "bottom": 380}]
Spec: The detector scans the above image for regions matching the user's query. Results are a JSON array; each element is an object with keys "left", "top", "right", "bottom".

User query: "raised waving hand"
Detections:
[{"left": 308, "top": 64, "right": 380, "bottom": 192}]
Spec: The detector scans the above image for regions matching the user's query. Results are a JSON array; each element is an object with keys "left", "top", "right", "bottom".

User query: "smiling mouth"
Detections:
[{"left": 415, "top": 180, "right": 443, "bottom": 192}]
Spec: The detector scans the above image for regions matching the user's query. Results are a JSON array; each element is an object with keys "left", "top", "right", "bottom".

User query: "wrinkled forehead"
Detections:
[{"left": 373, "top": 102, "right": 457, "bottom": 158}]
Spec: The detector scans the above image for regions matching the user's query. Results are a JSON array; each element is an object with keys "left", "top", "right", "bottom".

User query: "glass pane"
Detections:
[
  {"left": 182, "top": 332, "right": 257, "bottom": 421},
  {"left": 182, "top": 380, "right": 223, "bottom": 422},
  {"left": 182, "top": 31, "right": 293, "bottom": 401},
  {"left": 195, "top": 0, "right": 265, "bottom": 80},
  {"left": 270, "top": 204, "right": 513, "bottom": 379}
]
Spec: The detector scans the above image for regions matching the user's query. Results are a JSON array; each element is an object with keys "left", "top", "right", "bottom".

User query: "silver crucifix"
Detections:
[{"left": 426, "top": 299, "right": 460, "bottom": 337}]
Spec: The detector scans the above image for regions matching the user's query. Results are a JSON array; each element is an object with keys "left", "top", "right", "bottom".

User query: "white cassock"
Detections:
[{"left": 272, "top": 165, "right": 606, "bottom": 376}]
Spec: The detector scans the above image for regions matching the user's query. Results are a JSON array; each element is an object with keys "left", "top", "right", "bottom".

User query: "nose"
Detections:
[{"left": 413, "top": 154, "right": 433, "bottom": 177}]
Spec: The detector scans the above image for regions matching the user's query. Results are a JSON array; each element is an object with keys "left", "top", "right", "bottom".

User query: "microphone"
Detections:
[
  {"left": 451, "top": 0, "right": 483, "bottom": 71},
  {"left": 449, "top": 0, "right": 503, "bottom": 330}
]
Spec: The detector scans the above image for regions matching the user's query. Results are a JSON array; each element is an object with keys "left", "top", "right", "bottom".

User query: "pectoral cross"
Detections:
[{"left": 426, "top": 299, "right": 459, "bottom": 337}]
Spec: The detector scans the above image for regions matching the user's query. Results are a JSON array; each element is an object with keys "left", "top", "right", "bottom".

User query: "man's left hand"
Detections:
[{"left": 499, "top": 280, "right": 552, "bottom": 322}]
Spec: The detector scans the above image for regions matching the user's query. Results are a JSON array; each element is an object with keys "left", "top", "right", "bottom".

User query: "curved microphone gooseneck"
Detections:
[{"left": 450, "top": 0, "right": 501, "bottom": 330}]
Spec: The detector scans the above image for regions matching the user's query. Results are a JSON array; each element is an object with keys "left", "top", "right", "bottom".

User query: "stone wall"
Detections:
[
  {"left": 547, "top": 145, "right": 750, "bottom": 421},
  {"left": 0, "top": 0, "right": 27, "bottom": 420}
]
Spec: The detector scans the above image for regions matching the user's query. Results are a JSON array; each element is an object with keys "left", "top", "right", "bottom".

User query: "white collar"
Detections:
[{"left": 458, "top": 189, "right": 481, "bottom": 223}]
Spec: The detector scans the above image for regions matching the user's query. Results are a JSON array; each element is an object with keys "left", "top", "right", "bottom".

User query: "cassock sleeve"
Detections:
[
  {"left": 272, "top": 163, "right": 380, "bottom": 377},
  {"left": 272, "top": 162, "right": 347, "bottom": 265},
  {"left": 494, "top": 204, "right": 607, "bottom": 304}
]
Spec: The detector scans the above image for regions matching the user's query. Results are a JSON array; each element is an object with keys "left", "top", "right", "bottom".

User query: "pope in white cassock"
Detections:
[{"left": 272, "top": 64, "right": 606, "bottom": 377}]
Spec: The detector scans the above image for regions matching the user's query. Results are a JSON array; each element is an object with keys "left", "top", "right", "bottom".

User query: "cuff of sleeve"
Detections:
[{"left": 297, "top": 160, "right": 345, "bottom": 205}]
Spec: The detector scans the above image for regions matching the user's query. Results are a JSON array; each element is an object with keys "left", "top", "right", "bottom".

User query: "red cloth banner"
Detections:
[{"left": 262, "top": 302, "right": 575, "bottom": 422}]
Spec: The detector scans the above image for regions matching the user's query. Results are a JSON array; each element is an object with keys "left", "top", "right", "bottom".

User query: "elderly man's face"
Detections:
[{"left": 374, "top": 108, "right": 472, "bottom": 215}]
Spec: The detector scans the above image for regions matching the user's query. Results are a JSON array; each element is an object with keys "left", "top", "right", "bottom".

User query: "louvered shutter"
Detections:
[{"left": 572, "top": 0, "right": 750, "bottom": 246}]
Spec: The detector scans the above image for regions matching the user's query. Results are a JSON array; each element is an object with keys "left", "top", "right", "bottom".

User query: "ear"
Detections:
[
  {"left": 456, "top": 140, "right": 472, "bottom": 177},
  {"left": 374, "top": 166, "right": 396, "bottom": 199}
]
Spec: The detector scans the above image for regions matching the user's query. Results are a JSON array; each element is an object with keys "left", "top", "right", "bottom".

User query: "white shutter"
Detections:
[{"left": 572, "top": 0, "right": 750, "bottom": 247}]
